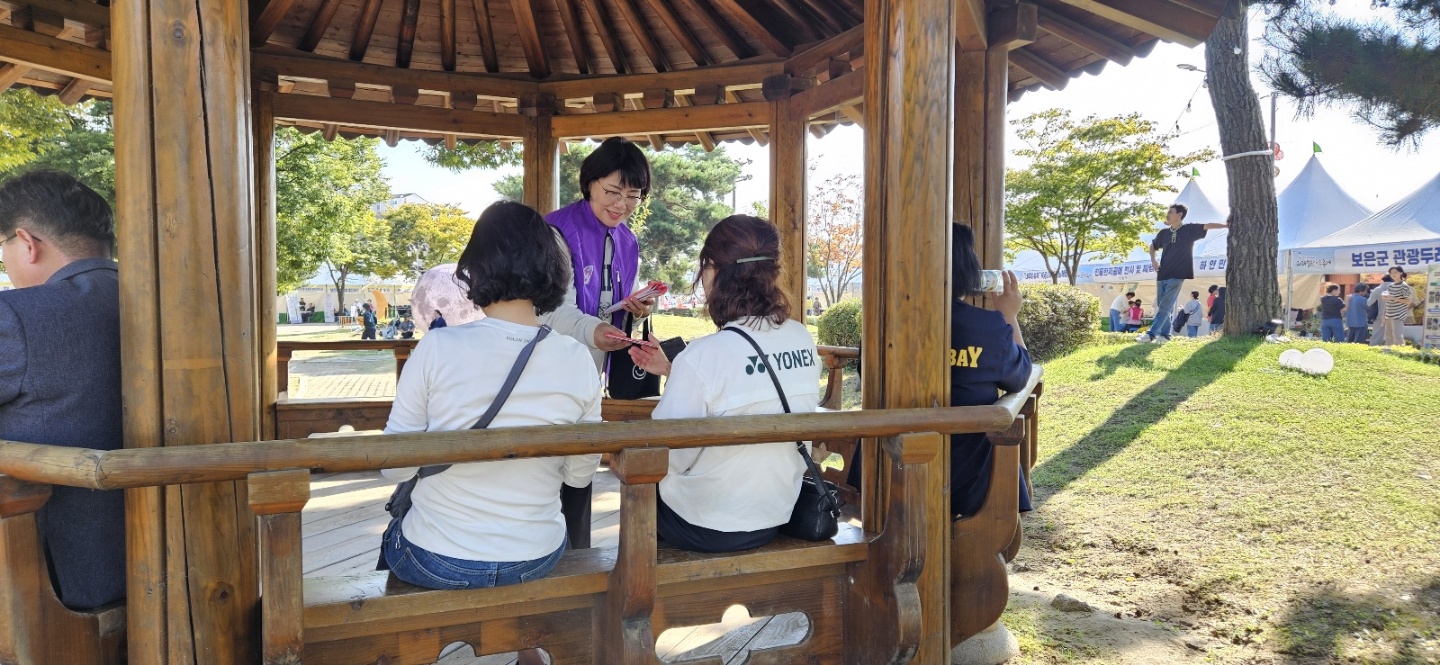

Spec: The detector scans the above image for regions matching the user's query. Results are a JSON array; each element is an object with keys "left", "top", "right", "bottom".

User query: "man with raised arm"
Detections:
[
  {"left": 1137, "top": 204, "right": 1228, "bottom": 343},
  {"left": 0, "top": 171, "right": 124, "bottom": 610}
]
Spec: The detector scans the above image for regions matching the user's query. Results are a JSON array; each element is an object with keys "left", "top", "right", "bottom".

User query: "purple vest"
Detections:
[{"left": 546, "top": 199, "right": 639, "bottom": 329}]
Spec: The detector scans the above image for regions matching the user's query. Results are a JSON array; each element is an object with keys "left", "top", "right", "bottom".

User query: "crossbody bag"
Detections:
[{"left": 722, "top": 326, "right": 841, "bottom": 541}]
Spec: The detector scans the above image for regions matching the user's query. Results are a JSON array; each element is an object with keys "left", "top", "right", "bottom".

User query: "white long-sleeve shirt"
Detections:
[
  {"left": 1110, "top": 294, "right": 1129, "bottom": 313},
  {"left": 382, "top": 317, "right": 602, "bottom": 562},
  {"left": 652, "top": 318, "right": 818, "bottom": 532}
]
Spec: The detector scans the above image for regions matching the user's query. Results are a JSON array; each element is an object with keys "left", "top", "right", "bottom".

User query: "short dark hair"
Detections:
[
  {"left": 951, "top": 224, "right": 987, "bottom": 298},
  {"left": 579, "top": 137, "right": 651, "bottom": 200},
  {"left": 1125, "top": 291, "right": 1135, "bottom": 297},
  {"left": 455, "top": 201, "right": 570, "bottom": 314},
  {"left": 1169, "top": 203, "right": 1188, "bottom": 219},
  {"left": 1354, "top": 283, "right": 1370, "bottom": 293},
  {"left": 1191, "top": 291, "right": 1200, "bottom": 298},
  {"left": 1133, "top": 299, "right": 1142, "bottom": 306},
  {"left": 699, "top": 214, "right": 789, "bottom": 327},
  {"left": 0, "top": 170, "right": 114, "bottom": 256},
  {"left": 1208, "top": 284, "right": 1218, "bottom": 293},
  {"left": 1390, "top": 266, "right": 1408, "bottom": 280},
  {"left": 1326, "top": 284, "right": 1339, "bottom": 294}
]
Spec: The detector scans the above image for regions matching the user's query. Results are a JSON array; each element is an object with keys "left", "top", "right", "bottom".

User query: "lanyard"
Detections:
[{"left": 597, "top": 233, "right": 615, "bottom": 317}]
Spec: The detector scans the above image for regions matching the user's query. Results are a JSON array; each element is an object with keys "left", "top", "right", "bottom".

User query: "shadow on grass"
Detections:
[
  {"left": 1032, "top": 337, "right": 1264, "bottom": 501},
  {"left": 1274, "top": 577, "right": 1440, "bottom": 664}
]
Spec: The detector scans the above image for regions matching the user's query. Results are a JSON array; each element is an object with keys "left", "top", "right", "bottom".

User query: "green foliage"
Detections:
[
  {"left": 1016, "top": 283, "right": 1100, "bottom": 361},
  {"left": 1005, "top": 109, "right": 1213, "bottom": 285},
  {"left": 275, "top": 127, "right": 391, "bottom": 294},
  {"left": 0, "top": 91, "right": 114, "bottom": 203},
  {"left": 816, "top": 298, "right": 862, "bottom": 351},
  {"left": 1259, "top": 0, "right": 1440, "bottom": 146},
  {"left": 382, "top": 202, "right": 475, "bottom": 278},
  {"left": 495, "top": 143, "right": 748, "bottom": 287},
  {"left": 417, "top": 141, "right": 521, "bottom": 172}
]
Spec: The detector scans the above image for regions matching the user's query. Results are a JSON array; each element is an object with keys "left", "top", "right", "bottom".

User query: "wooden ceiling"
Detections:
[{"left": 0, "top": 0, "right": 1228, "bottom": 147}]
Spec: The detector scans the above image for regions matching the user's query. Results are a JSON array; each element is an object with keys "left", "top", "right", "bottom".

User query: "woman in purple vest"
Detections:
[{"left": 539, "top": 137, "right": 654, "bottom": 372}]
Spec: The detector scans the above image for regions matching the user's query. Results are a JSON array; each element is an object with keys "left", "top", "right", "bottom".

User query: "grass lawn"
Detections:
[{"left": 1007, "top": 336, "right": 1440, "bottom": 664}]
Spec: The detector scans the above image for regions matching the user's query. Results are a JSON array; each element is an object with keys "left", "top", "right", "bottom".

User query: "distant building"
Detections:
[{"left": 372, "top": 193, "right": 429, "bottom": 217}]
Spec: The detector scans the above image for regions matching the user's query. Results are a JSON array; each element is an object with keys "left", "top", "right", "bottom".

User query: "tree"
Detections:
[
  {"left": 495, "top": 143, "right": 746, "bottom": 287},
  {"left": 1259, "top": 0, "right": 1440, "bottom": 147},
  {"left": 324, "top": 213, "right": 395, "bottom": 318},
  {"left": 1207, "top": 0, "right": 1282, "bottom": 335},
  {"left": 274, "top": 127, "right": 391, "bottom": 299},
  {"left": 418, "top": 141, "right": 521, "bottom": 172},
  {"left": 807, "top": 172, "right": 864, "bottom": 304},
  {"left": 1004, "top": 110, "right": 1212, "bottom": 285},
  {"left": 382, "top": 202, "right": 475, "bottom": 278},
  {"left": 0, "top": 91, "right": 114, "bottom": 203}
]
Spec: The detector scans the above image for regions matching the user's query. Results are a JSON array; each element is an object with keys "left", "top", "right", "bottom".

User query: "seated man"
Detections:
[{"left": 0, "top": 171, "right": 125, "bottom": 610}]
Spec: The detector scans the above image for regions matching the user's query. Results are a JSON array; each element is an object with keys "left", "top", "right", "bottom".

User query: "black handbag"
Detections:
[
  {"left": 723, "top": 327, "right": 842, "bottom": 542},
  {"left": 378, "top": 326, "right": 551, "bottom": 570},
  {"left": 607, "top": 315, "right": 687, "bottom": 399}
]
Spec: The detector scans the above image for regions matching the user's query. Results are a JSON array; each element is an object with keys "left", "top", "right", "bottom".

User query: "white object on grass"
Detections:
[
  {"left": 1279, "top": 349, "right": 1303, "bottom": 369},
  {"left": 1300, "top": 348, "right": 1334, "bottom": 375}
]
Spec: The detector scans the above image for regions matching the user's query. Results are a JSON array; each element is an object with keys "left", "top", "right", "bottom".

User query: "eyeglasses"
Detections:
[
  {"left": 0, "top": 233, "right": 15, "bottom": 260},
  {"left": 597, "top": 186, "right": 645, "bottom": 207}
]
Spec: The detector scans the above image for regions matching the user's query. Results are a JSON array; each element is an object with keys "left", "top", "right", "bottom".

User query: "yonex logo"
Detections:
[{"left": 744, "top": 356, "right": 768, "bottom": 375}]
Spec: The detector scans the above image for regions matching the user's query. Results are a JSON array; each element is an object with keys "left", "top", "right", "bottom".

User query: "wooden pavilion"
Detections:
[{"left": 0, "top": 0, "right": 1226, "bottom": 663}]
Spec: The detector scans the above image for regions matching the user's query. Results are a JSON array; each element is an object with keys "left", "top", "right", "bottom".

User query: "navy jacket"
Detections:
[
  {"left": 0, "top": 258, "right": 125, "bottom": 610},
  {"left": 950, "top": 301, "right": 1033, "bottom": 518}
]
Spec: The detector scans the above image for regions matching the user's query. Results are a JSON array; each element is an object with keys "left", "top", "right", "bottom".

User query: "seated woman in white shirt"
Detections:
[
  {"left": 380, "top": 201, "right": 603, "bottom": 590},
  {"left": 628, "top": 215, "right": 818, "bottom": 552}
]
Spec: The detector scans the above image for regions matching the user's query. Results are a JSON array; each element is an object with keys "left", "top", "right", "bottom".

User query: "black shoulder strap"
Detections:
[
  {"left": 723, "top": 326, "right": 837, "bottom": 512},
  {"left": 414, "top": 325, "right": 553, "bottom": 481}
]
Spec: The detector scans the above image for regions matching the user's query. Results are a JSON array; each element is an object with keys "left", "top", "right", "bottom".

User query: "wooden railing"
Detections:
[
  {"left": 273, "top": 340, "right": 858, "bottom": 438},
  {"left": 0, "top": 368, "right": 1040, "bottom": 664}
]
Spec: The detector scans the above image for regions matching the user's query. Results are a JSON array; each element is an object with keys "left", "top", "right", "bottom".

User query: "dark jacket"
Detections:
[{"left": 0, "top": 258, "right": 126, "bottom": 610}]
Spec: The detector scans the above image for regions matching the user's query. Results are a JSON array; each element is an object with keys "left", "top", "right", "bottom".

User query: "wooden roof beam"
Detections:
[
  {"left": 724, "top": 90, "right": 769, "bottom": 145},
  {"left": 439, "top": 0, "right": 457, "bottom": 71},
  {"left": 298, "top": 0, "right": 344, "bottom": 52},
  {"left": 765, "top": 0, "right": 822, "bottom": 42},
  {"left": 785, "top": 24, "right": 862, "bottom": 77},
  {"left": 469, "top": 0, "right": 500, "bottom": 73},
  {"left": 640, "top": 0, "right": 713, "bottom": 67},
  {"left": 955, "top": 0, "right": 986, "bottom": 52},
  {"left": 791, "top": 68, "right": 861, "bottom": 118},
  {"left": 707, "top": 0, "right": 793, "bottom": 57},
  {"left": 668, "top": 0, "right": 754, "bottom": 60},
  {"left": 273, "top": 94, "right": 528, "bottom": 138},
  {"left": 988, "top": 2, "right": 1037, "bottom": 52},
  {"left": 11, "top": 0, "right": 107, "bottom": 28},
  {"left": 350, "top": 0, "right": 384, "bottom": 61},
  {"left": 0, "top": 23, "right": 110, "bottom": 83},
  {"left": 56, "top": 76, "right": 87, "bottom": 104},
  {"left": 511, "top": 0, "right": 551, "bottom": 78},
  {"left": 1051, "top": 0, "right": 1222, "bottom": 48},
  {"left": 396, "top": 0, "right": 420, "bottom": 68},
  {"left": 674, "top": 92, "right": 718, "bottom": 151},
  {"left": 0, "top": 62, "right": 30, "bottom": 93},
  {"left": 794, "top": 0, "right": 848, "bottom": 36},
  {"left": 550, "top": 101, "right": 773, "bottom": 138},
  {"left": 1009, "top": 47, "right": 1069, "bottom": 90},
  {"left": 612, "top": 0, "right": 671, "bottom": 72},
  {"left": 580, "top": 0, "right": 630, "bottom": 74},
  {"left": 553, "top": 0, "right": 593, "bottom": 75},
  {"left": 1035, "top": 5, "right": 1135, "bottom": 66},
  {"left": 540, "top": 58, "right": 782, "bottom": 101},
  {"left": 250, "top": 0, "right": 296, "bottom": 48},
  {"left": 252, "top": 49, "right": 537, "bottom": 99}
]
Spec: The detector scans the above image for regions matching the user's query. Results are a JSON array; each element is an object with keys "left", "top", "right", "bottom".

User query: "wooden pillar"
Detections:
[
  {"left": 954, "top": 47, "right": 1008, "bottom": 271},
  {"left": 255, "top": 78, "right": 278, "bottom": 440},
  {"left": 768, "top": 78, "right": 808, "bottom": 311},
  {"left": 860, "top": 0, "right": 954, "bottom": 661},
  {"left": 522, "top": 92, "right": 560, "bottom": 214},
  {"left": 113, "top": 1, "right": 262, "bottom": 662}
]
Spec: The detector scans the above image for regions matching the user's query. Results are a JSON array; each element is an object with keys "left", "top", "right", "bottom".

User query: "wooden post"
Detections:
[
  {"left": 953, "top": 47, "right": 1008, "bottom": 272},
  {"left": 597, "top": 448, "right": 667, "bottom": 664},
  {"left": 860, "top": 0, "right": 954, "bottom": 661},
  {"left": 248, "top": 469, "right": 310, "bottom": 665},
  {"left": 256, "top": 77, "right": 278, "bottom": 441},
  {"left": 522, "top": 92, "right": 560, "bottom": 214},
  {"left": 113, "top": 1, "right": 263, "bottom": 661},
  {"left": 767, "top": 76, "right": 808, "bottom": 314}
]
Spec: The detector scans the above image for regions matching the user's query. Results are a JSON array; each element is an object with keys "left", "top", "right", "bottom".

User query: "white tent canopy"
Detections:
[
  {"left": 1277, "top": 155, "right": 1373, "bottom": 250},
  {"left": 1085, "top": 178, "right": 1230, "bottom": 284},
  {"left": 1292, "top": 168, "right": 1440, "bottom": 274}
]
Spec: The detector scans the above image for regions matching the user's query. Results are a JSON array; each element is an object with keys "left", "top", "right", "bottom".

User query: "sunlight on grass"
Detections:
[{"left": 1009, "top": 337, "right": 1440, "bottom": 664}]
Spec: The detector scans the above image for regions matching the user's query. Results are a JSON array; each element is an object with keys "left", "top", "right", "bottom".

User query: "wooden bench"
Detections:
[
  {"left": 0, "top": 477, "right": 125, "bottom": 664},
  {"left": 250, "top": 437, "right": 939, "bottom": 664}
]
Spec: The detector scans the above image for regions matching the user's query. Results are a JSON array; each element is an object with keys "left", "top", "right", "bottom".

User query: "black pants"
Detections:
[
  {"left": 656, "top": 493, "right": 778, "bottom": 553},
  {"left": 361, "top": 327, "right": 376, "bottom": 340},
  {"left": 560, "top": 482, "right": 592, "bottom": 549}
]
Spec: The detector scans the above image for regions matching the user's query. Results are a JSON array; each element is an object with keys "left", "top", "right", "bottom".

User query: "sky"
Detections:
[{"left": 378, "top": 3, "right": 1437, "bottom": 224}]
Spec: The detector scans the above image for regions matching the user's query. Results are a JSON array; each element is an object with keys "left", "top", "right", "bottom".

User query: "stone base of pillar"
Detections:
[{"left": 951, "top": 621, "right": 1019, "bottom": 665}]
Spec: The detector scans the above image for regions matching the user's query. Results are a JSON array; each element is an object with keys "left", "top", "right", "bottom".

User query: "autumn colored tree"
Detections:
[
  {"left": 382, "top": 202, "right": 476, "bottom": 278},
  {"left": 806, "top": 173, "right": 864, "bottom": 304},
  {"left": 1005, "top": 110, "right": 1212, "bottom": 285}
]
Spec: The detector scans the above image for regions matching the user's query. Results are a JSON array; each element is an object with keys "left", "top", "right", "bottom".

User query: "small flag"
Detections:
[
  {"left": 1313, "top": 142, "right": 1323, "bottom": 153},
  {"left": 1191, "top": 167, "right": 1201, "bottom": 177}
]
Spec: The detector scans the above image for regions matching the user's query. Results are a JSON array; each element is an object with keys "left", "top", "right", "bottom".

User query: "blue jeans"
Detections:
[
  {"left": 1186, "top": 325, "right": 1199, "bottom": 338},
  {"left": 1146, "top": 279, "right": 1183, "bottom": 339},
  {"left": 1320, "top": 319, "right": 1345, "bottom": 342},
  {"left": 1109, "top": 310, "right": 1122, "bottom": 333},
  {"left": 382, "top": 518, "right": 566, "bottom": 590},
  {"left": 1346, "top": 325, "right": 1369, "bottom": 344}
]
